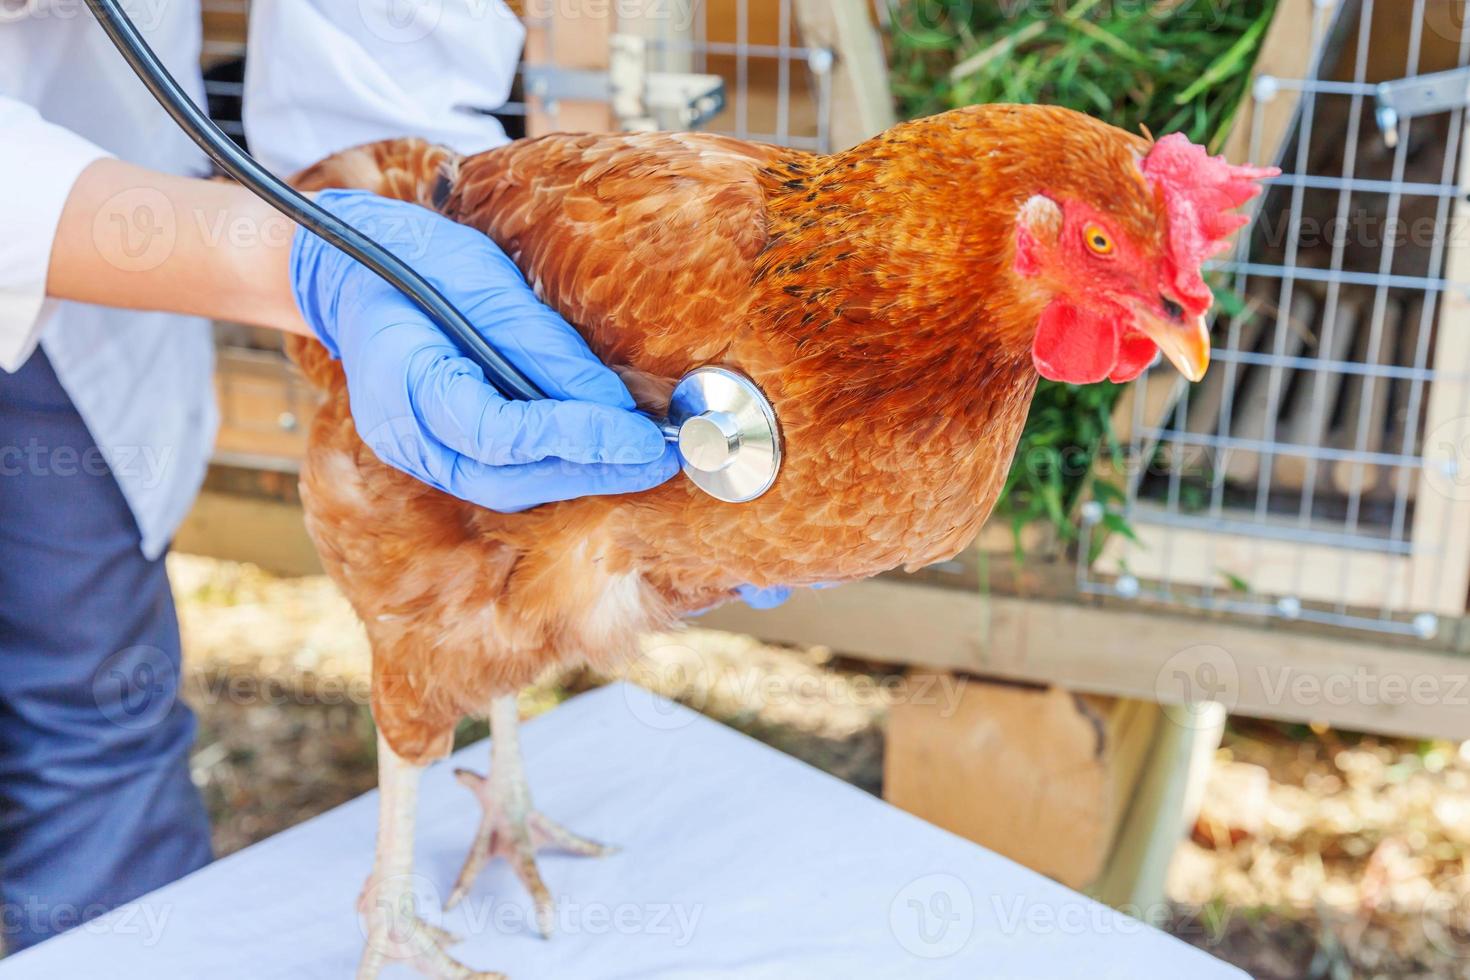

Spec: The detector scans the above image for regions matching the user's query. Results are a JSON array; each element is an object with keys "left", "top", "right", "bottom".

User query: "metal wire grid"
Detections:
[
  {"left": 525, "top": 0, "right": 833, "bottom": 151},
  {"left": 196, "top": 0, "right": 832, "bottom": 457},
  {"left": 1078, "top": 0, "right": 1470, "bottom": 639},
  {"left": 659, "top": 0, "right": 832, "bottom": 151},
  {"left": 201, "top": 0, "right": 832, "bottom": 150}
]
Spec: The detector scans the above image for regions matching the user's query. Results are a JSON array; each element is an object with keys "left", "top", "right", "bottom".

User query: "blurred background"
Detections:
[{"left": 185, "top": 1, "right": 1470, "bottom": 977}]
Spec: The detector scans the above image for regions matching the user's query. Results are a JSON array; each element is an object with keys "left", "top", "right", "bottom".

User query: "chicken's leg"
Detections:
[
  {"left": 445, "top": 695, "right": 614, "bottom": 936},
  {"left": 358, "top": 733, "right": 502, "bottom": 980}
]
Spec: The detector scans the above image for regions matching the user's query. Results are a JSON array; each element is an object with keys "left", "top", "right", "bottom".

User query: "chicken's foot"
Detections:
[
  {"left": 358, "top": 732, "right": 504, "bottom": 980},
  {"left": 444, "top": 695, "right": 615, "bottom": 937}
]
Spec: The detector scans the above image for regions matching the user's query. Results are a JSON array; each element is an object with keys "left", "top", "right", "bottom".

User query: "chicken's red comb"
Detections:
[{"left": 1141, "top": 133, "right": 1279, "bottom": 308}]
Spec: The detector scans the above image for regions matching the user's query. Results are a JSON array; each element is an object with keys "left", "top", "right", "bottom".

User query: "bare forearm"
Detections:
[{"left": 46, "top": 158, "right": 311, "bottom": 336}]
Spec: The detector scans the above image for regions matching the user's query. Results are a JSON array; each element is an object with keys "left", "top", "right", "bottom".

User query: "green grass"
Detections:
[{"left": 887, "top": 0, "right": 1278, "bottom": 547}]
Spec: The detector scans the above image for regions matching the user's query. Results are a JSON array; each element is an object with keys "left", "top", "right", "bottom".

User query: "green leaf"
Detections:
[
  {"left": 1221, "top": 571, "right": 1252, "bottom": 593},
  {"left": 1102, "top": 512, "right": 1139, "bottom": 542}
]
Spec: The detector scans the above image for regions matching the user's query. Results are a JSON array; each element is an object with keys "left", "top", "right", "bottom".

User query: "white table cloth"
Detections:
[{"left": 1, "top": 683, "right": 1245, "bottom": 979}]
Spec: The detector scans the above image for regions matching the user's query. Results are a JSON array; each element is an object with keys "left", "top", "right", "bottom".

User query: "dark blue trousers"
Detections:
[{"left": 0, "top": 351, "right": 212, "bottom": 952}]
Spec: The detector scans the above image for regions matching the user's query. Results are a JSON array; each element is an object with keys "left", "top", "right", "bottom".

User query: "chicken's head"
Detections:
[{"left": 1012, "top": 133, "right": 1277, "bottom": 385}]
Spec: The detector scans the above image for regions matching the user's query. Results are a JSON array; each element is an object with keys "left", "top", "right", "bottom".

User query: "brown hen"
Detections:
[{"left": 287, "top": 104, "right": 1272, "bottom": 978}]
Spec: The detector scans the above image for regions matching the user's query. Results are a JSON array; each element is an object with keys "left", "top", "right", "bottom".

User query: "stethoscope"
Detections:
[{"left": 82, "top": 0, "right": 782, "bottom": 504}]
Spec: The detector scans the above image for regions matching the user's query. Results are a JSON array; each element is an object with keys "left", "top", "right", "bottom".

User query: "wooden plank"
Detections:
[
  {"left": 791, "top": 0, "right": 894, "bottom": 149},
  {"left": 1380, "top": 296, "right": 1426, "bottom": 505},
  {"left": 200, "top": 6, "right": 247, "bottom": 68},
  {"left": 1109, "top": 368, "right": 1185, "bottom": 447},
  {"left": 1184, "top": 287, "right": 1273, "bottom": 445},
  {"left": 213, "top": 350, "right": 314, "bottom": 462},
  {"left": 1330, "top": 298, "right": 1402, "bottom": 496},
  {"left": 699, "top": 53, "right": 822, "bottom": 142},
  {"left": 1221, "top": 289, "right": 1314, "bottom": 485},
  {"left": 1274, "top": 294, "right": 1361, "bottom": 490},
  {"left": 885, "top": 678, "right": 1160, "bottom": 891},
  {"left": 1353, "top": 0, "right": 1467, "bottom": 81},
  {"left": 698, "top": 0, "right": 823, "bottom": 144},
  {"left": 1408, "top": 82, "right": 1470, "bottom": 618},
  {"left": 699, "top": 578, "right": 1470, "bottom": 740},
  {"left": 1221, "top": 0, "right": 1343, "bottom": 168},
  {"left": 1094, "top": 518, "right": 1426, "bottom": 613},
  {"left": 174, "top": 491, "right": 323, "bottom": 577}
]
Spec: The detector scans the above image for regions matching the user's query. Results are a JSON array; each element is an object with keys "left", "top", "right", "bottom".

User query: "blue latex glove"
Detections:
[
  {"left": 732, "top": 581, "right": 840, "bottom": 609},
  {"left": 290, "top": 189, "right": 679, "bottom": 511},
  {"left": 734, "top": 585, "right": 792, "bottom": 609}
]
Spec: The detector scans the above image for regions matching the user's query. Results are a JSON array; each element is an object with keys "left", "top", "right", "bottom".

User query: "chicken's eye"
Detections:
[{"left": 1084, "top": 224, "right": 1115, "bottom": 256}]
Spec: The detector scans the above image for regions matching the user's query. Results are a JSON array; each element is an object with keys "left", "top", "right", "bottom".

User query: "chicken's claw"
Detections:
[
  {"left": 357, "top": 871, "right": 504, "bottom": 980},
  {"left": 445, "top": 766, "right": 616, "bottom": 938}
]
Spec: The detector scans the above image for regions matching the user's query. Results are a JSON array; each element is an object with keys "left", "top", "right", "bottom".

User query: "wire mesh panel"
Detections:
[
  {"left": 198, "top": 0, "right": 839, "bottom": 466},
  {"left": 1081, "top": 0, "right": 1470, "bottom": 639},
  {"left": 202, "top": 0, "right": 833, "bottom": 148},
  {"left": 520, "top": 0, "right": 834, "bottom": 149},
  {"left": 654, "top": 0, "right": 832, "bottom": 149}
]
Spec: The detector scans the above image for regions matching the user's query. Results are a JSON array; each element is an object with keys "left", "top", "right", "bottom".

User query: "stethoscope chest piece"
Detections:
[
  {"left": 86, "top": 0, "right": 784, "bottom": 508},
  {"left": 666, "top": 367, "right": 781, "bottom": 503}
]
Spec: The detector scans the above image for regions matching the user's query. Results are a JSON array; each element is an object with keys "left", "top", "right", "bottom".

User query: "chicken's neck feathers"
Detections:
[{"left": 751, "top": 144, "right": 1045, "bottom": 433}]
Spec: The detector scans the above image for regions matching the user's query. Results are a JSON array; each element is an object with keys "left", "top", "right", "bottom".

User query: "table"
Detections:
[{"left": 1, "top": 683, "right": 1245, "bottom": 978}]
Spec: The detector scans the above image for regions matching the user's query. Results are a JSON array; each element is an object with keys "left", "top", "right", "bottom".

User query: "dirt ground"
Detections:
[{"left": 170, "top": 554, "right": 1470, "bottom": 979}]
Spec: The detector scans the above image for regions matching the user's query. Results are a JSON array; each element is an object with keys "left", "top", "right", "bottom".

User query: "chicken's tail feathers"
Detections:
[{"left": 284, "top": 139, "right": 463, "bottom": 390}]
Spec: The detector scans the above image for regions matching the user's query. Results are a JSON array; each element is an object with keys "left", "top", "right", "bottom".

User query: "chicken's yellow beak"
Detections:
[{"left": 1133, "top": 304, "right": 1211, "bottom": 383}]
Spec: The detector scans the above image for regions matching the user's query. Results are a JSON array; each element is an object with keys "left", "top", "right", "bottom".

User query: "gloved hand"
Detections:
[
  {"left": 734, "top": 585, "right": 792, "bottom": 609},
  {"left": 290, "top": 189, "right": 679, "bottom": 511},
  {"left": 732, "top": 581, "right": 841, "bottom": 609}
]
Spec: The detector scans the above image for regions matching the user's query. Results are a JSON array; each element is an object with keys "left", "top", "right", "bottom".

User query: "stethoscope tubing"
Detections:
[
  {"left": 81, "top": 0, "right": 795, "bottom": 500},
  {"left": 82, "top": 0, "right": 547, "bottom": 403}
]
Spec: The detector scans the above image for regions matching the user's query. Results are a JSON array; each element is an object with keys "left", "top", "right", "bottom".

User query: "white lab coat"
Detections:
[
  {"left": 244, "top": 0, "right": 523, "bottom": 176},
  {"left": 0, "top": 0, "right": 216, "bottom": 561},
  {"left": 0, "top": 0, "right": 522, "bottom": 558}
]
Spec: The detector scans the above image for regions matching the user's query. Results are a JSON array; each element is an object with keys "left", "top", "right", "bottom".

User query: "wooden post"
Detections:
[
  {"left": 1220, "top": 0, "right": 1343, "bottom": 168},
  {"left": 618, "top": 0, "right": 693, "bottom": 75},
  {"left": 791, "top": 0, "right": 895, "bottom": 149},
  {"left": 522, "top": 0, "right": 617, "bottom": 135},
  {"left": 1408, "top": 90, "right": 1470, "bottom": 616},
  {"left": 1090, "top": 702, "right": 1226, "bottom": 909}
]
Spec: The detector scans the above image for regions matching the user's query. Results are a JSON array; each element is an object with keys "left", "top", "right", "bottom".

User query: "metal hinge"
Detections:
[
  {"left": 1375, "top": 65, "right": 1470, "bottom": 147},
  {"left": 522, "top": 35, "right": 725, "bottom": 131}
]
